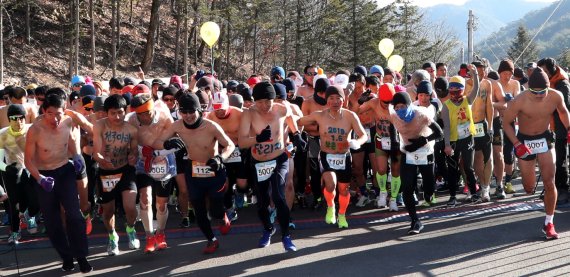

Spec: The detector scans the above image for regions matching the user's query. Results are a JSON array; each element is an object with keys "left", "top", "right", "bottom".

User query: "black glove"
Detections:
[
  {"left": 291, "top": 132, "right": 307, "bottom": 151},
  {"left": 404, "top": 136, "right": 428, "bottom": 153},
  {"left": 164, "top": 137, "right": 185, "bottom": 150},
  {"left": 206, "top": 155, "right": 224, "bottom": 172},
  {"left": 357, "top": 90, "right": 373, "bottom": 105},
  {"left": 256, "top": 125, "right": 272, "bottom": 143},
  {"left": 5, "top": 162, "right": 19, "bottom": 177}
]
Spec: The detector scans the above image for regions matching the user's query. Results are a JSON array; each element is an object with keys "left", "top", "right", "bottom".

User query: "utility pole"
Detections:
[
  {"left": 461, "top": 46, "right": 464, "bottom": 64},
  {"left": 467, "top": 10, "right": 474, "bottom": 63}
]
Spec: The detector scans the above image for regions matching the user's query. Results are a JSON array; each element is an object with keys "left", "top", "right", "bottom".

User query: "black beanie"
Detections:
[
  {"left": 416, "top": 80, "right": 433, "bottom": 95},
  {"left": 252, "top": 81, "right": 276, "bottom": 100},
  {"left": 7, "top": 104, "right": 26, "bottom": 117},
  {"left": 498, "top": 60, "right": 514, "bottom": 73},
  {"left": 80, "top": 85, "right": 96, "bottom": 97},
  {"left": 314, "top": 78, "right": 330, "bottom": 94},
  {"left": 434, "top": 77, "right": 449, "bottom": 98},
  {"left": 325, "top": 85, "right": 345, "bottom": 100},
  {"left": 179, "top": 93, "right": 201, "bottom": 111},
  {"left": 391, "top": 92, "right": 411, "bottom": 106},
  {"left": 354, "top": 65, "right": 367, "bottom": 76},
  {"left": 528, "top": 67, "right": 550, "bottom": 89},
  {"left": 273, "top": 83, "right": 287, "bottom": 100}
]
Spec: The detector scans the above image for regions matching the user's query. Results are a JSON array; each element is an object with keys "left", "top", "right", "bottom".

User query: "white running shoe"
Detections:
[
  {"left": 376, "top": 191, "right": 388, "bottom": 207},
  {"left": 481, "top": 186, "right": 491, "bottom": 202},
  {"left": 355, "top": 195, "right": 370, "bottom": 207},
  {"left": 389, "top": 199, "right": 399, "bottom": 211}
]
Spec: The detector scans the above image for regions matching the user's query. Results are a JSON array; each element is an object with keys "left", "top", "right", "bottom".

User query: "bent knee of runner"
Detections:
[{"left": 337, "top": 183, "right": 350, "bottom": 195}]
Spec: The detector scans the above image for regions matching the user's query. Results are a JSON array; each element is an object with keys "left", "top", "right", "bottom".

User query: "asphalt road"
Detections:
[{"left": 1, "top": 181, "right": 570, "bottom": 277}]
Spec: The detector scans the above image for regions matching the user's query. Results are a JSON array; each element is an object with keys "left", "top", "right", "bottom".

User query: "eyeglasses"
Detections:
[
  {"left": 305, "top": 72, "right": 317, "bottom": 76},
  {"left": 9, "top": 115, "right": 24, "bottom": 121},
  {"left": 163, "top": 97, "right": 176, "bottom": 102},
  {"left": 178, "top": 109, "right": 195, "bottom": 114},
  {"left": 529, "top": 88, "right": 547, "bottom": 95}
]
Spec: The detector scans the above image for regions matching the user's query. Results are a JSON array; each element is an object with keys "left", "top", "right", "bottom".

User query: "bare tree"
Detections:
[
  {"left": 26, "top": 1, "right": 30, "bottom": 44},
  {"left": 140, "top": 0, "right": 162, "bottom": 73},
  {"left": 90, "top": 0, "right": 95, "bottom": 69},
  {"left": 111, "top": 0, "right": 117, "bottom": 77},
  {"left": 0, "top": 0, "right": 3, "bottom": 84}
]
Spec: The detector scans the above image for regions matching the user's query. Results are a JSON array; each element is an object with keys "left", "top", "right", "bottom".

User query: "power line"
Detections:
[{"left": 514, "top": 0, "right": 564, "bottom": 64}]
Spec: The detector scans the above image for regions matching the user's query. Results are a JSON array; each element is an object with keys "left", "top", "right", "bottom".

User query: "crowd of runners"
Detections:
[{"left": 0, "top": 56, "right": 569, "bottom": 273}]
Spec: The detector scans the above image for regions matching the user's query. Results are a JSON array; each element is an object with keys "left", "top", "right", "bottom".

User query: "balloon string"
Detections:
[{"left": 211, "top": 47, "right": 214, "bottom": 76}]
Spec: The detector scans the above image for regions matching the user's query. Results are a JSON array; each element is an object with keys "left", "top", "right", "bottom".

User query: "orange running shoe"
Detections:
[
  {"left": 203, "top": 239, "right": 219, "bottom": 254},
  {"left": 155, "top": 233, "right": 167, "bottom": 250},
  {"left": 85, "top": 214, "right": 92, "bottom": 235},
  {"left": 145, "top": 235, "right": 156, "bottom": 253}
]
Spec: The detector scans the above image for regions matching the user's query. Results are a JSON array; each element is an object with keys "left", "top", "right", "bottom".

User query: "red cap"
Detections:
[
  {"left": 132, "top": 84, "right": 150, "bottom": 96},
  {"left": 121, "top": 85, "right": 135, "bottom": 95},
  {"left": 247, "top": 76, "right": 261, "bottom": 88},
  {"left": 379, "top": 83, "right": 396, "bottom": 102}
]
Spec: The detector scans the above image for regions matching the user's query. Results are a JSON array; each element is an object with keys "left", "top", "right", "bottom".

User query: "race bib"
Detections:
[
  {"left": 254, "top": 160, "right": 277, "bottom": 182},
  {"left": 473, "top": 123, "right": 485, "bottom": 138},
  {"left": 191, "top": 161, "right": 215, "bottom": 178},
  {"left": 525, "top": 138, "right": 548, "bottom": 154},
  {"left": 406, "top": 146, "right": 429, "bottom": 165},
  {"left": 365, "top": 128, "right": 372, "bottom": 143},
  {"left": 223, "top": 148, "right": 242, "bottom": 163},
  {"left": 148, "top": 156, "right": 168, "bottom": 180},
  {"left": 101, "top": 173, "right": 122, "bottom": 192},
  {"left": 326, "top": 153, "right": 346, "bottom": 170},
  {"left": 457, "top": 122, "right": 471, "bottom": 139}
]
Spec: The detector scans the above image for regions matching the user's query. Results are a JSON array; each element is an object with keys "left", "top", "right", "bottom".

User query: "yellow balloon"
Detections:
[
  {"left": 387, "top": 55, "right": 404, "bottom": 72},
  {"left": 378, "top": 38, "right": 394, "bottom": 59},
  {"left": 200, "top": 22, "right": 220, "bottom": 47}
]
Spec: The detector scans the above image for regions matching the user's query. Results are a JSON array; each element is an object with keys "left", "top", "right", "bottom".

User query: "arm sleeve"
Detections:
[
  {"left": 0, "top": 149, "right": 7, "bottom": 171},
  {"left": 426, "top": 122, "right": 443, "bottom": 142},
  {"left": 441, "top": 106, "right": 451, "bottom": 146}
]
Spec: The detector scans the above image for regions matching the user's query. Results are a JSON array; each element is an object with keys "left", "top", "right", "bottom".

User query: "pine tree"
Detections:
[{"left": 507, "top": 25, "right": 538, "bottom": 68}]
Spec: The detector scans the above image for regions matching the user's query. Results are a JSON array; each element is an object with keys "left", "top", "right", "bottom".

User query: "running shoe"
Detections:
[
  {"left": 258, "top": 228, "right": 276, "bottom": 248},
  {"left": 27, "top": 216, "right": 38, "bottom": 234},
  {"left": 179, "top": 217, "right": 191, "bottom": 228},
  {"left": 389, "top": 199, "right": 399, "bottom": 211},
  {"left": 325, "top": 206, "right": 336, "bottom": 224},
  {"left": 481, "top": 186, "right": 491, "bottom": 202},
  {"left": 203, "top": 238, "right": 219, "bottom": 254},
  {"left": 504, "top": 182, "right": 516, "bottom": 194},
  {"left": 413, "top": 193, "right": 419, "bottom": 205},
  {"left": 543, "top": 223, "right": 559, "bottom": 240},
  {"left": 495, "top": 185, "right": 506, "bottom": 199},
  {"left": 77, "top": 257, "right": 93, "bottom": 273},
  {"left": 422, "top": 195, "right": 437, "bottom": 207},
  {"left": 396, "top": 193, "right": 404, "bottom": 206},
  {"left": 19, "top": 215, "right": 27, "bottom": 231},
  {"left": 447, "top": 197, "right": 457, "bottom": 208},
  {"left": 107, "top": 232, "right": 119, "bottom": 256},
  {"left": 126, "top": 226, "right": 140, "bottom": 250},
  {"left": 7, "top": 232, "right": 21, "bottom": 245},
  {"left": 188, "top": 209, "right": 196, "bottom": 223},
  {"left": 61, "top": 259, "right": 75, "bottom": 272},
  {"left": 219, "top": 213, "right": 231, "bottom": 235},
  {"left": 337, "top": 214, "right": 348, "bottom": 229},
  {"left": 470, "top": 194, "right": 482, "bottom": 204},
  {"left": 282, "top": 235, "right": 297, "bottom": 252},
  {"left": 145, "top": 235, "right": 156, "bottom": 253},
  {"left": 462, "top": 184, "right": 469, "bottom": 194},
  {"left": 376, "top": 191, "right": 388, "bottom": 208},
  {"left": 408, "top": 220, "right": 424, "bottom": 235},
  {"left": 235, "top": 192, "right": 245, "bottom": 209},
  {"left": 289, "top": 219, "right": 296, "bottom": 230},
  {"left": 355, "top": 194, "right": 370, "bottom": 207},
  {"left": 155, "top": 232, "right": 167, "bottom": 250}
]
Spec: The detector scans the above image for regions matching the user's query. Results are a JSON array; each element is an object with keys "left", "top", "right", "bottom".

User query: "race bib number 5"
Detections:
[
  {"left": 101, "top": 173, "right": 122, "bottom": 192},
  {"left": 524, "top": 138, "right": 548, "bottom": 154},
  {"left": 255, "top": 160, "right": 277, "bottom": 182},
  {"left": 405, "top": 147, "right": 429, "bottom": 165},
  {"left": 192, "top": 161, "right": 215, "bottom": 178}
]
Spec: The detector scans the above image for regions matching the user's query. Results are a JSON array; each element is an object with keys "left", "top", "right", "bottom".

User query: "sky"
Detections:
[{"left": 376, "top": 0, "right": 557, "bottom": 8}]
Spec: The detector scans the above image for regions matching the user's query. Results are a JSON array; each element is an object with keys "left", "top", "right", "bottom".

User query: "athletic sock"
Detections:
[
  {"left": 376, "top": 173, "right": 387, "bottom": 192},
  {"left": 338, "top": 193, "right": 350, "bottom": 215},
  {"left": 545, "top": 214, "right": 554, "bottom": 225},
  {"left": 391, "top": 176, "right": 401, "bottom": 199},
  {"left": 323, "top": 188, "right": 335, "bottom": 208},
  {"left": 156, "top": 207, "right": 169, "bottom": 232}
]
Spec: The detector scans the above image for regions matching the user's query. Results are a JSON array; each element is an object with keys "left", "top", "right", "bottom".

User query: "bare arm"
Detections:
[
  {"left": 214, "top": 124, "right": 235, "bottom": 160},
  {"left": 350, "top": 111, "right": 368, "bottom": 145},
  {"left": 284, "top": 103, "right": 301, "bottom": 134},
  {"left": 151, "top": 123, "right": 178, "bottom": 150},
  {"left": 467, "top": 65, "right": 479, "bottom": 104},
  {"left": 297, "top": 112, "right": 319, "bottom": 127},
  {"left": 92, "top": 121, "right": 112, "bottom": 168},
  {"left": 65, "top": 109, "right": 94, "bottom": 135},
  {"left": 238, "top": 109, "right": 257, "bottom": 149},
  {"left": 492, "top": 81, "right": 507, "bottom": 110},
  {"left": 24, "top": 126, "right": 41, "bottom": 182},
  {"left": 502, "top": 97, "right": 520, "bottom": 145},
  {"left": 357, "top": 99, "right": 374, "bottom": 114}
]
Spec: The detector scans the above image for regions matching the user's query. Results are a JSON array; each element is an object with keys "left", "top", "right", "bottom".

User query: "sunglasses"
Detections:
[
  {"left": 178, "top": 109, "right": 195, "bottom": 114},
  {"left": 72, "top": 83, "right": 84, "bottom": 88},
  {"left": 305, "top": 72, "right": 317, "bottom": 76},
  {"left": 37, "top": 97, "right": 45, "bottom": 102},
  {"left": 9, "top": 115, "right": 24, "bottom": 121},
  {"left": 529, "top": 88, "right": 547, "bottom": 95},
  {"left": 449, "top": 89, "right": 463, "bottom": 95},
  {"left": 163, "top": 97, "right": 176, "bottom": 102},
  {"left": 84, "top": 107, "right": 93, "bottom": 112}
]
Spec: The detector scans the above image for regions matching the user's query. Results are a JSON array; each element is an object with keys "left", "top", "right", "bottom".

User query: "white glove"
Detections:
[{"left": 348, "top": 139, "right": 361, "bottom": 150}]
